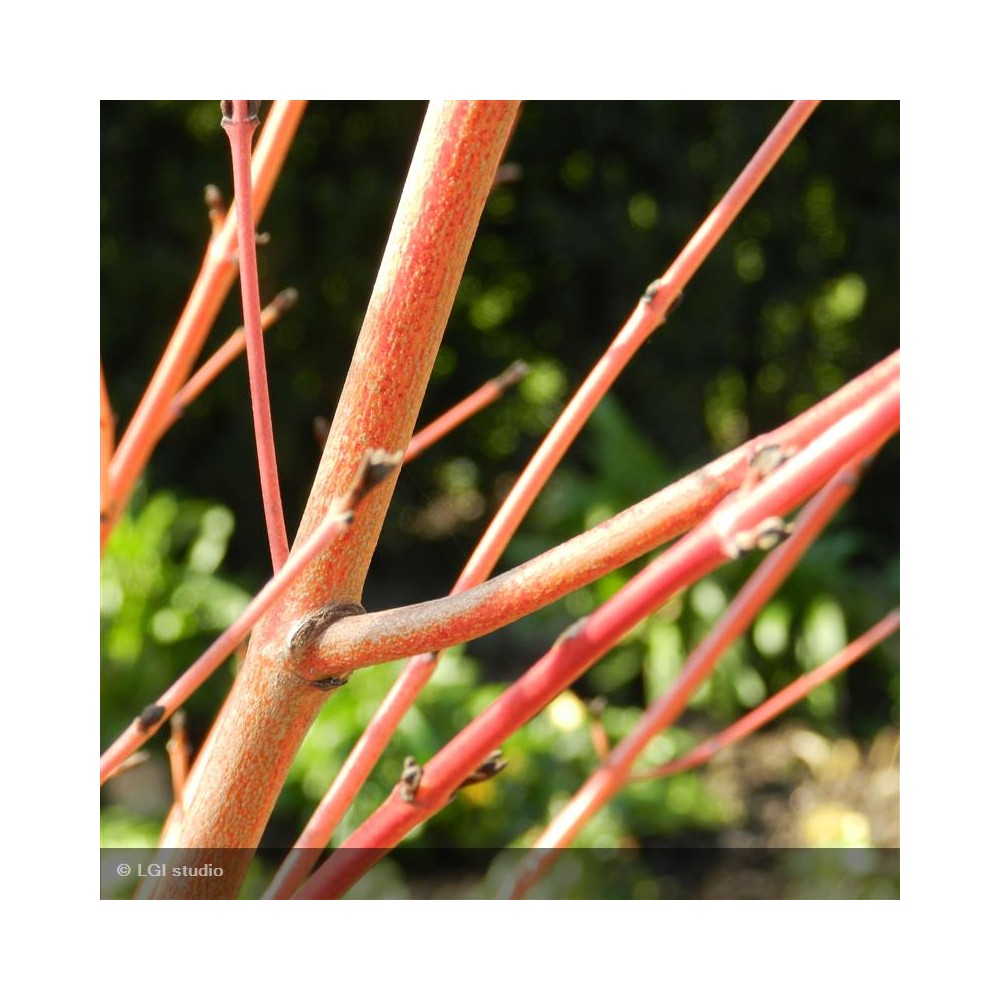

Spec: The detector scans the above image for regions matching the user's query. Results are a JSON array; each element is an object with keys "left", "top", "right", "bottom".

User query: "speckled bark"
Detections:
[{"left": 154, "top": 102, "right": 520, "bottom": 898}]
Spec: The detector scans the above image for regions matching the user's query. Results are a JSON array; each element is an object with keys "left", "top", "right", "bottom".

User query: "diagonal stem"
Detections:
[
  {"left": 152, "top": 102, "right": 521, "bottom": 898},
  {"left": 160, "top": 288, "right": 297, "bottom": 438},
  {"left": 629, "top": 609, "right": 900, "bottom": 784},
  {"left": 294, "top": 378, "right": 898, "bottom": 898},
  {"left": 507, "top": 463, "right": 870, "bottom": 897},
  {"left": 102, "top": 101, "right": 306, "bottom": 551},
  {"left": 452, "top": 100, "right": 821, "bottom": 595},
  {"left": 98, "top": 451, "right": 400, "bottom": 784},
  {"left": 268, "top": 102, "right": 823, "bottom": 894},
  {"left": 404, "top": 361, "right": 529, "bottom": 463},
  {"left": 292, "top": 355, "right": 899, "bottom": 683},
  {"left": 265, "top": 350, "right": 896, "bottom": 898}
]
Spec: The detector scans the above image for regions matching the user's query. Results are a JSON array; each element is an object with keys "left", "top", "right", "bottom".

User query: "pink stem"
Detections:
[
  {"left": 405, "top": 361, "right": 528, "bottom": 463},
  {"left": 103, "top": 101, "right": 306, "bottom": 551},
  {"left": 100, "top": 499, "right": 353, "bottom": 784},
  {"left": 294, "top": 377, "right": 898, "bottom": 898},
  {"left": 222, "top": 100, "right": 289, "bottom": 571},
  {"left": 268, "top": 101, "right": 822, "bottom": 895},
  {"left": 507, "top": 464, "right": 870, "bottom": 897},
  {"left": 630, "top": 609, "right": 900, "bottom": 783}
]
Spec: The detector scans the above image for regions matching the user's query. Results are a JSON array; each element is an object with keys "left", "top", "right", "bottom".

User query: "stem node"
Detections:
[{"left": 398, "top": 757, "right": 423, "bottom": 803}]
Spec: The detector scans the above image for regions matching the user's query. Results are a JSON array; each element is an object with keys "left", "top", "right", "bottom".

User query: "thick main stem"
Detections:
[
  {"left": 266, "top": 102, "right": 822, "bottom": 894},
  {"left": 153, "top": 102, "right": 520, "bottom": 898}
]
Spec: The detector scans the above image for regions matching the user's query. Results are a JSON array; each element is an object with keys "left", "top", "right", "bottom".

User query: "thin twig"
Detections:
[
  {"left": 205, "top": 184, "right": 226, "bottom": 237},
  {"left": 99, "top": 450, "right": 400, "bottom": 784},
  {"left": 166, "top": 711, "right": 191, "bottom": 805},
  {"left": 296, "top": 369, "right": 900, "bottom": 681},
  {"left": 162, "top": 288, "right": 298, "bottom": 434},
  {"left": 629, "top": 609, "right": 900, "bottom": 783},
  {"left": 155, "top": 103, "right": 521, "bottom": 898},
  {"left": 294, "top": 381, "right": 898, "bottom": 899},
  {"left": 507, "top": 463, "right": 870, "bottom": 897},
  {"left": 269, "top": 103, "right": 824, "bottom": 894},
  {"left": 452, "top": 100, "right": 820, "bottom": 597},
  {"left": 405, "top": 360, "right": 529, "bottom": 463},
  {"left": 222, "top": 99, "right": 289, "bottom": 571},
  {"left": 588, "top": 697, "right": 610, "bottom": 761},
  {"left": 102, "top": 101, "right": 307, "bottom": 552},
  {"left": 263, "top": 650, "right": 438, "bottom": 897},
  {"left": 102, "top": 752, "right": 149, "bottom": 781},
  {"left": 264, "top": 353, "right": 897, "bottom": 897}
]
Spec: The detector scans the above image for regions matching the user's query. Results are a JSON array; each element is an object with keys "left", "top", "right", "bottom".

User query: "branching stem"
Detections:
[
  {"left": 506, "top": 464, "right": 871, "bottom": 897},
  {"left": 102, "top": 101, "right": 306, "bottom": 551},
  {"left": 294, "top": 376, "right": 898, "bottom": 898},
  {"left": 265, "top": 349, "right": 896, "bottom": 898},
  {"left": 268, "top": 101, "right": 823, "bottom": 895},
  {"left": 150, "top": 102, "right": 521, "bottom": 898},
  {"left": 98, "top": 451, "right": 399, "bottom": 784}
]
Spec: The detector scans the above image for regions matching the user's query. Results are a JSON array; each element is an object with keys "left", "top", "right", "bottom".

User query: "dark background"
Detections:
[{"left": 101, "top": 101, "right": 899, "bottom": 893}]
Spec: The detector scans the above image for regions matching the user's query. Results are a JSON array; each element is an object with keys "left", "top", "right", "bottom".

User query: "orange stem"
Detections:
[
  {"left": 267, "top": 102, "right": 823, "bottom": 895},
  {"left": 295, "top": 358, "right": 900, "bottom": 682},
  {"left": 264, "top": 351, "right": 896, "bottom": 898},
  {"left": 630, "top": 609, "right": 900, "bottom": 783},
  {"left": 161, "top": 289, "right": 297, "bottom": 436},
  {"left": 166, "top": 711, "right": 191, "bottom": 805},
  {"left": 295, "top": 378, "right": 898, "bottom": 898},
  {"left": 102, "top": 101, "right": 306, "bottom": 552},
  {"left": 405, "top": 360, "right": 528, "bottom": 463},
  {"left": 507, "top": 465, "right": 869, "bottom": 897},
  {"left": 223, "top": 100, "right": 289, "bottom": 570},
  {"left": 452, "top": 100, "right": 821, "bottom": 598},
  {"left": 98, "top": 452, "right": 397, "bottom": 784},
  {"left": 151, "top": 103, "right": 520, "bottom": 899}
]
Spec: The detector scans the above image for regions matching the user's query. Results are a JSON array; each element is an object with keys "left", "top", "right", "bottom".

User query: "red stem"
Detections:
[
  {"left": 99, "top": 482, "right": 367, "bottom": 784},
  {"left": 223, "top": 100, "right": 289, "bottom": 571},
  {"left": 267, "top": 103, "right": 824, "bottom": 891},
  {"left": 263, "top": 649, "right": 438, "bottom": 897},
  {"left": 454, "top": 100, "right": 820, "bottom": 597},
  {"left": 294, "top": 378, "right": 898, "bottom": 898},
  {"left": 507, "top": 464, "right": 868, "bottom": 897},
  {"left": 151, "top": 103, "right": 521, "bottom": 898},
  {"left": 405, "top": 361, "right": 528, "bottom": 463},
  {"left": 265, "top": 352, "right": 897, "bottom": 897},
  {"left": 630, "top": 609, "right": 900, "bottom": 783},
  {"left": 297, "top": 355, "right": 900, "bottom": 681},
  {"left": 102, "top": 101, "right": 306, "bottom": 552},
  {"left": 161, "top": 289, "right": 297, "bottom": 436}
]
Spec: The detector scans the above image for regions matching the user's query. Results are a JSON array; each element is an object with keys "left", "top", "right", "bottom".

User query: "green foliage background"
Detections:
[{"left": 101, "top": 101, "right": 899, "bottom": 896}]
